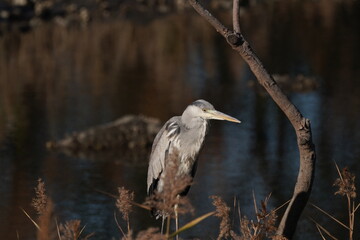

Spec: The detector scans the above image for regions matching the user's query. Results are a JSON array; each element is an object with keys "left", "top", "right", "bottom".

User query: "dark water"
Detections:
[{"left": 1, "top": 1, "right": 360, "bottom": 239}]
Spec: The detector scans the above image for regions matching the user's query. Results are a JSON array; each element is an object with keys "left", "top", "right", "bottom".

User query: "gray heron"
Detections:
[{"left": 146, "top": 99, "right": 240, "bottom": 234}]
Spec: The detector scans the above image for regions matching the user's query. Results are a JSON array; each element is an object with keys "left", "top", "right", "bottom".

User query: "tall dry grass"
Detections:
[
  {"left": 22, "top": 178, "right": 94, "bottom": 240},
  {"left": 23, "top": 160, "right": 286, "bottom": 239},
  {"left": 116, "top": 187, "right": 135, "bottom": 233},
  {"left": 115, "top": 149, "right": 287, "bottom": 240},
  {"left": 311, "top": 164, "right": 359, "bottom": 240},
  {"left": 24, "top": 165, "right": 360, "bottom": 239}
]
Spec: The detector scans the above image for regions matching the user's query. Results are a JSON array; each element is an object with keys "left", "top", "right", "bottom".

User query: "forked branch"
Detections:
[{"left": 188, "top": 0, "right": 316, "bottom": 239}]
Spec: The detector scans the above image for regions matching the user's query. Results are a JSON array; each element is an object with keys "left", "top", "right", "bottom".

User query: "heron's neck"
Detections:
[
  {"left": 181, "top": 113, "right": 208, "bottom": 130},
  {"left": 179, "top": 115, "right": 209, "bottom": 164}
]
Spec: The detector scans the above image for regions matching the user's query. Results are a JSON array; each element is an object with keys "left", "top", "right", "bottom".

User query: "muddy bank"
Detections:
[{"left": 46, "top": 115, "right": 161, "bottom": 164}]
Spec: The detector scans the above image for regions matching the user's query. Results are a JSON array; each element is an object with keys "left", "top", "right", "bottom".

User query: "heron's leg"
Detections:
[
  {"left": 166, "top": 216, "right": 171, "bottom": 236},
  {"left": 161, "top": 215, "right": 165, "bottom": 235},
  {"left": 175, "top": 194, "right": 180, "bottom": 240},
  {"left": 175, "top": 203, "right": 179, "bottom": 240}
]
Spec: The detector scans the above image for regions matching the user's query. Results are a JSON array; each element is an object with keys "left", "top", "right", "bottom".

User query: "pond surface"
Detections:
[{"left": 1, "top": 1, "right": 360, "bottom": 239}]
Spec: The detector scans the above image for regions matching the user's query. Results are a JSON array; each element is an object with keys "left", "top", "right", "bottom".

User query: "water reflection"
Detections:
[{"left": 1, "top": 1, "right": 360, "bottom": 239}]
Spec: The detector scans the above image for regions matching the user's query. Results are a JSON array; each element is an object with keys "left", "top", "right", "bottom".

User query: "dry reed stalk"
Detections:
[
  {"left": 145, "top": 150, "right": 194, "bottom": 219},
  {"left": 309, "top": 217, "right": 338, "bottom": 240},
  {"left": 333, "top": 165, "right": 358, "bottom": 240},
  {"left": 237, "top": 194, "right": 281, "bottom": 240},
  {"left": 311, "top": 165, "right": 359, "bottom": 240},
  {"left": 28, "top": 179, "right": 93, "bottom": 240},
  {"left": 36, "top": 199, "right": 56, "bottom": 240},
  {"left": 168, "top": 211, "right": 216, "bottom": 238},
  {"left": 122, "top": 230, "right": 133, "bottom": 240},
  {"left": 257, "top": 195, "right": 278, "bottom": 237}
]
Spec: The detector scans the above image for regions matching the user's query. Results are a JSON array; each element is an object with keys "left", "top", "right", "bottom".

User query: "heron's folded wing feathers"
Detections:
[{"left": 147, "top": 117, "right": 180, "bottom": 194}]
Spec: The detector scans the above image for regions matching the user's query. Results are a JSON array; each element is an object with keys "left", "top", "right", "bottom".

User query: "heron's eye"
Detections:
[{"left": 202, "top": 109, "right": 207, "bottom": 112}]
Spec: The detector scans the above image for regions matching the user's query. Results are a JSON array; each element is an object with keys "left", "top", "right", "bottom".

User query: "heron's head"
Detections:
[{"left": 182, "top": 99, "right": 241, "bottom": 124}]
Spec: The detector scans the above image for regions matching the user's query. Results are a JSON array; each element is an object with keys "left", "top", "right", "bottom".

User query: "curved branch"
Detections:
[{"left": 188, "top": 0, "right": 316, "bottom": 239}]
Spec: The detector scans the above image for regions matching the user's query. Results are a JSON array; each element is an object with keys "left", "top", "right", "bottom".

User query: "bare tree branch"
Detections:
[
  {"left": 233, "top": 0, "right": 241, "bottom": 33},
  {"left": 188, "top": 0, "right": 316, "bottom": 239},
  {"left": 189, "top": 0, "right": 231, "bottom": 37}
]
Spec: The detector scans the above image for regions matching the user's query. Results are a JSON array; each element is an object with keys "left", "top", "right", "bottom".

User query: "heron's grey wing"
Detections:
[{"left": 147, "top": 117, "right": 181, "bottom": 195}]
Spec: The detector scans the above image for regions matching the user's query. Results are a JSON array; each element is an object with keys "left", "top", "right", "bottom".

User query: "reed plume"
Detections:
[
  {"left": 146, "top": 150, "right": 194, "bottom": 218},
  {"left": 31, "top": 178, "right": 49, "bottom": 215},
  {"left": 29, "top": 178, "right": 56, "bottom": 240},
  {"left": 210, "top": 195, "right": 231, "bottom": 240},
  {"left": 334, "top": 167, "right": 356, "bottom": 198},
  {"left": 116, "top": 187, "right": 135, "bottom": 232}
]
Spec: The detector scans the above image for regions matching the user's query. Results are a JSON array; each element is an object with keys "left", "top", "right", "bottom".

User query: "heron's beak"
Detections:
[{"left": 207, "top": 110, "right": 241, "bottom": 123}]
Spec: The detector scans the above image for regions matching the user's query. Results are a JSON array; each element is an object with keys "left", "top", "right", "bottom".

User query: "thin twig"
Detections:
[
  {"left": 127, "top": 220, "right": 130, "bottom": 236},
  {"left": 310, "top": 203, "right": 350, "bottom": 230},
  {"left": 131, "top": 201, "right": 151, "bottom": 211},
  {"left": 309, "top": 217, "right": 338, "bottom": 240},
  {"left": 168, "top": 211, "right": 215, "bottom": 238},
  {"left": 95, "top": 189, "right": 117, "bottom": 198},
  {"left": 96, "top": 188, "right": 151, "bottom": 210},
  {"left": 188, "top": 0, "right": 231, "bottom": 38},
  {"left": 252, "top": 191, "right": 259, "bottom": 221},
  {"left": 354, "top": 202, "right": 360, "bottom": 213},
  {"left": 347, "top": 196, "right": 353, "bottom": 240},
  {"left": 334, "top": 163, "right": 343, "bottom": 182},
  {"left": 232, "top": 196, "right": 236, "bottom": 228},
  {"left": 55, "top": 218, "right": 61, "bottom": 240},
  {"left": 251, "top": 191, "right": 260, "bottom": 236},
  {"left": 237, "top": 200, "right": 241, "bottom": 230},
  {"left": 114, "top": 212, "right": 127, "bottom": 238},
  {"left": 315, "top": 224, "right": 328, "bottom": 240},
  {"left": 166, "top": 216, "right": 171, "bottom": 237},
  {"left": 233, "top": 0, "right": 241, "bottom": 33},
  {"left": 20, "top": 207, "right": 41, "bottom": 231},
  {"left": 78, "top": 225, "right": 87, "bottom": 239},
  {"left": 271, "top": 199, "right": 291, "bottom": 215}
]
